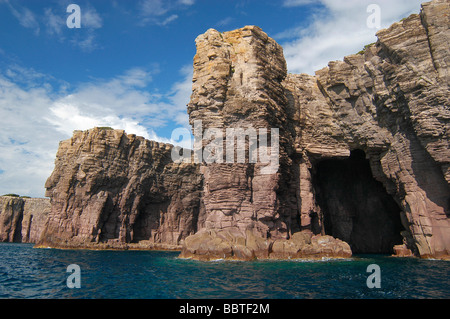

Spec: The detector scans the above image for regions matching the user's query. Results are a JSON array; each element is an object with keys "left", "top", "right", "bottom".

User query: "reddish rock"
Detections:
[
  {"left": 39, "top": 128, "right": 204, "bottom": 250},
  {"left": 179, "top": 229, "right": 351, "bottom": 260},
  {"left": 20, "top": 0, "right": 449, "bottom": 261},
  {"left": 0, "top": 196, "right": 50, "bottom": 243},
  {"left": 182, "top": 0, "right": 449, "bottom": 260},
  {"left": 284, "top": 1, "right": 450, "bottom": 258},
  {"left": 393, "top": 245, "right": 414, "bottom": 257}
]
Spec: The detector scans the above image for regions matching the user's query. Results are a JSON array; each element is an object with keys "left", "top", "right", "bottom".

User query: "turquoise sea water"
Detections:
[{"left": 0, "top": 243, "right": 448, "bottom": 299}]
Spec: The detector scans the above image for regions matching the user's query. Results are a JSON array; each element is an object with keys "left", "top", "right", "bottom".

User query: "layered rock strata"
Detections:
[
  {"left": 181, "top": 0, "right": 449, "bottom": 260},
  {"left": 38, "top": 128, "right": 204, "bottom": 250},
  {"left": 31, "top": 0, "right": 449, "bottom": 260},
  {"left": 0, "top": 196, "right": 50, "bottom": 243},
  {"left": 179, "top": 229, "right": 351, "bottom": 261},
  {"left": 283, "top": 0, "right": 449, "bottom": 258},
  {"left": 182, "top": 25, "right": 351, "bottom": 260},
  {"left": 187, "top": 25, "right": 297, "bottom": 241}
]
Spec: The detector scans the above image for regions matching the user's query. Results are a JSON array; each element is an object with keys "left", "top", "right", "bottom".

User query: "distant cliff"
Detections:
[
  {"left": 0, "top": 196, "right": 50, "bottom": 243},
  {"left": 24, "top": 0, "right": 450, "bottom": 259}
]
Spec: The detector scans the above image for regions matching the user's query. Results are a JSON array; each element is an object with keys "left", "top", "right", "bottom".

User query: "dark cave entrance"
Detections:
[{"left": 313, "top": 149, "right": 404, "bottom": 254}]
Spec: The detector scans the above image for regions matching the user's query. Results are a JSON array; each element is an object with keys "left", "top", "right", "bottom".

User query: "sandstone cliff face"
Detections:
[
  {"left": 187, "top": 26, "right": 297, "bottom": 241},
  {"left": 181, "top": 0, "right": 449, "bottom": 260},
  {"left": 0, "top": 196, "right": 50, "bottom": 243},
  {"left": 39, "top": 128, "right": 203, "bottom": 249},
  {"left": 182, "top": 25, "right": 350, "bottom": 260},
  {"left": 283, "top": 0, "right": 450, "bottom": 258},
  {"left": 35, "top": 0, "right": 449, "bottom": 260}
]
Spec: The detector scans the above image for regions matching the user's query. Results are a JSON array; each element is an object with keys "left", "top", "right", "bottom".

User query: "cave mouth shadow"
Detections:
[{"left": 313, "top": 149, "right": 404, "bottom": 254}]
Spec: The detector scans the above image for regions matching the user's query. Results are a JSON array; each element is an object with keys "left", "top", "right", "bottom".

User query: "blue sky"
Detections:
[{"left": 0, "top": 0, "right": 424, "bottom": 197}]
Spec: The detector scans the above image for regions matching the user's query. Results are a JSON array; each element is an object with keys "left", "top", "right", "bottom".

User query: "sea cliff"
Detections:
[{"left": 2, "top": 0, "right": 448, "bottom": 260}]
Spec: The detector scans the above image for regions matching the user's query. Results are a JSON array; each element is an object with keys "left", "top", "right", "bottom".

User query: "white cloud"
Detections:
[
  {"left": 159, "top": 14, "right": 179, "bottom": 26},
  {"left": 140, "top": 0, "right": 169, "bottom": 16},
  {"left": 279, "top": 0, "right": 424, "bottom": 74},
  {"left": 216, "top": 17, "right": 233, "bottom": 28},
  {"left": 166, "top": 65, "right": 193, "bottom": 128},
  {"left": 0, "top": 63, "right": 193, "bottom": 197},
  {"left": 1, "top": 1, "right": 103, "bottom": 52},
  {"left": 0, "top": 76, "right": 61, "bottom": 198},
  {"left": 68, "top": 6, "right": 103, "bottom": 51},
  {"left": 70, "top": 32, "right": 99, "bottom": 52},
  {"left": 45, "top": 67, "right": 157, "bottom": 136},
  {"left": 46, "top": 102, "right": 151, "bottom": 139},
  {"left": 3, "top": 64, "right": 51, "bottom": 87}
]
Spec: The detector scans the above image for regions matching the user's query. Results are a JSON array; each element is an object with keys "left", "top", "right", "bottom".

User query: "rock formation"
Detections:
[
  {"left": 0, "top": 196, "right": 50, "bottom": 243},
  {"left": 39, "top": 128, "right": 204, "bottom": 250},
  {"left": 181, "top": 0, "right": 449, "bottom": 260},
  {"left": 20, "top": 0, "right": 449, "bottom": 260},
  {"left": 187, "top": 25, "right": 297, "bottom": 240},
  {"left": 180, "top": 229, "right": 351, "bottom": 261},
  {"left": 284, "top": 0, "right": 449, "bottom": 259}
]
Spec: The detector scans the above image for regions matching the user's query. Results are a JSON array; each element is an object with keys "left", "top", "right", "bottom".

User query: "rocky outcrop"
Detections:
[
  {"left": 179, "top": 229, "right": 351, "bottom": 261},
  {"left": 38, "top": 128, "right": 204, "bottom": 250},
  {"left": 36, "top": 0, "right": 448, "bottom": 260},
  {"left": 187, "top": 25, "right": 297, "bottom": 242},
  {"left": 0, "top": 196, "right": 50, "bottom": 243},
  {"left": 283, "top": 0, "right": 449, "bottom": 259},
  {"left": 181, "top": 0, "right": 449, "bottom": 260}
]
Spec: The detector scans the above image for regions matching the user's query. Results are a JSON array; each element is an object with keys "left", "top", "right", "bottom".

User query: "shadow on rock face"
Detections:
[{"left": 313, "top": 149, "right": 404, "bottom": 254}]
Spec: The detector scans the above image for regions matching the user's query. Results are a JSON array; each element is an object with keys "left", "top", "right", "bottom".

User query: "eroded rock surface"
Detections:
[
  {"left": 179, "top": 229, "right": 351, "bottom": 261},
  {"left": 32, "top": 0, "right": 449, "bottom": 260},
  {"left": 181, "top": 0, "right": 449, "bottom": 260},
  {"left": 39, "top": 128, "right": 204, "bottom": 250},
  {"left": 0, "top": 196, "right": 50, "bottom": 243},
  {"left": 283, "top": 1, "right": 450, "bottom": 258},
  {"left": 187, "top": 25, "right": 297, "bottom": 242}
]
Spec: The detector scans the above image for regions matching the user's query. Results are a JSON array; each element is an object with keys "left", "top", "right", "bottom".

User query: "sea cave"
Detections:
[{"left": 313, "top": 149, "right": 404, "bottom": 254}]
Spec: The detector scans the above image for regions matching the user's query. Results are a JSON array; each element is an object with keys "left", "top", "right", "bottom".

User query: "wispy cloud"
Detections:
[
  {"left": 140, "top": 0, "right": 169, "bottom": 16},
  {"left": 216, "top": 17, "right": 233, "bottom": 28},
  {"left": 3, "top": 0, "right": 40, "bottom": 34},
  {"left": 44, "top": 8, "right": 65, "bottom": 37},
  {"left": 283, "top": 0, "right": 316, "bottom": 7},
  {"left": 159, "top": 14, "right": 179, "bottom": 26},
  {"left": 178, "top": 0, "right": 195, "bottom": 5},
  {"left": 70, "top": 32, "right": 99, "bottom": 52},
  {"left": 278, "top": 0, "right": 424, "bottom": 74},
  {"left": 1, "top": 1, "right": 103, "bottom": 52},
  {"left": 66, "top": 5, "right": 103, "bottom": 52},
  {"left": 4, "top": 64, "right": 51, "bottom": 87},
  {"left": 82, "top": 6, "right": 103, "bottom": 28},
  {"left": 138, "top": 0, "right": 194, "bottom": 26}
]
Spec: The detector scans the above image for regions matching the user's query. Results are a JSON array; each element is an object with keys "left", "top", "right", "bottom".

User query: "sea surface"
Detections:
[{"left": 0, "top": 243, "right": 448, "bottom": 299}]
